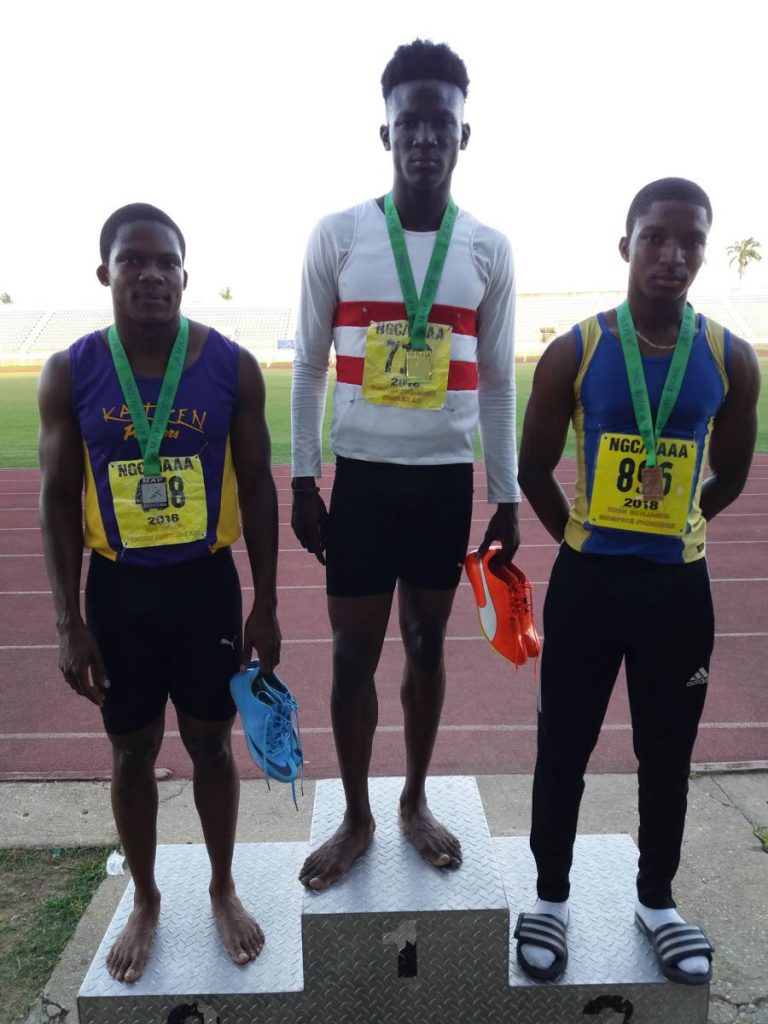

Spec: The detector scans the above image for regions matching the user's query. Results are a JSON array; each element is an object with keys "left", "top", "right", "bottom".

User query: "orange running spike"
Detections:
[{"left": 465, "top": 546, "right": 540, "bottom": 666}]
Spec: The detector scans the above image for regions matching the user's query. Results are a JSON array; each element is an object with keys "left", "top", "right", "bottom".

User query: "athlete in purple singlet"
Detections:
[{"left": 38, "top": 204, "right": 281, "bottom": 982}]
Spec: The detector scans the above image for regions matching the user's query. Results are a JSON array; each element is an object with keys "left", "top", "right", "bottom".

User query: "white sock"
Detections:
[
  {"left": 635, "top": 901, "right": 710, "bottom": 976},
  {"left": 521, "top": 898, "right": 569, "bottom": 970}
]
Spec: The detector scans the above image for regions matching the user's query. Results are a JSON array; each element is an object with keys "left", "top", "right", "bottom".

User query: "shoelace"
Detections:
[
  {"left": 271, "top": 688, "right": 304, "bottom": 801},
  {"left": 261, "top": 700, "right": 304, "bottom": 810},
  {"left": 504, "top": 579, "right": 528, "bottom": 620},
  {"left": 284, "top": 704, "right": 304, "bottom": 809},
  {"left": 499, "top": 575, "right": 540, "bottom": 671}
]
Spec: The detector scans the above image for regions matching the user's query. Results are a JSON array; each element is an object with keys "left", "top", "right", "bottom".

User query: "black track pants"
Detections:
[{"left": 530, "top": 543, "right": 714, "bottom": 908}]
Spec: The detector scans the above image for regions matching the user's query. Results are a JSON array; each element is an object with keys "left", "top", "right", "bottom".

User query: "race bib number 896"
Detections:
[{"left": 589, "top": 432, "right": 698, "bottom": 536}]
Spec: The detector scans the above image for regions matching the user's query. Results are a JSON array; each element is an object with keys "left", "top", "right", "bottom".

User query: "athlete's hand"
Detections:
[
  {"left": 477, "top": 503, "right": 521, "bottom": 569},
  {"left": 291, "top": 488, "right": 329, "bottom": 566},
  {"left": 57, "top": 622, "right": 110, "bottom": 708},
  {"left": 242, "top": 603, "right": 282, "bottom": 676}
]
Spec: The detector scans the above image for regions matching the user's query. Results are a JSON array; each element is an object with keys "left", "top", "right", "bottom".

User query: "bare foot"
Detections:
[
  {"left": 106, "top": 893, "right": 161, "bottom": 983},
  {"left": 211, "top": 885, "right": 265, "bottom": 964},
  {"left": 399, "top": 800, "right": 462, "bottom": 869},
  {"left": 299, "top": 816, "right": 375, "bottom": 891}
]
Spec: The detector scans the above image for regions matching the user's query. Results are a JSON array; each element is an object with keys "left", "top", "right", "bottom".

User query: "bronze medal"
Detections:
[{"left": 641, "top": 465, "right": 665, "bottom": 501}]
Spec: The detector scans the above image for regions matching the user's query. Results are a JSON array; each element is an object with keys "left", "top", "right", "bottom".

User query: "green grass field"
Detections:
[
  {"left": 0, "top": 847, "right": 110, "bottom": 1024},
  {"left": 2, "top": 362, "right": 766, "bottom": 469}
]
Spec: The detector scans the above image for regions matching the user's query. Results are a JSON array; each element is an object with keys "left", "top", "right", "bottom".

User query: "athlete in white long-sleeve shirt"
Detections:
[{"left": 291, "top": 39, "right": 520, "bottom": 891}]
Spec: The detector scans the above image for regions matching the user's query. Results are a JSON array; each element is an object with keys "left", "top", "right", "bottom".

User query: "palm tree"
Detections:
[
  {"left": 727, "top": 238, "right": 762, "bottom": 280},
  {"left": 219, "top": 286, "right": 233, "bottom": 301}
]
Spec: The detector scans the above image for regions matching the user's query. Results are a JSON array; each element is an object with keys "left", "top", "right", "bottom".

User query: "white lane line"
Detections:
[
  {"left": 0, "top": 584, "right": 330, "bottom": 596},
  {"left": 3, "top": 577, "right": 768, "bottom": 597},
  {"left": 7, "top": 538, "right": 768, "bottom": 558},
  {"left": 9, "top": 484, "right": 768, "bottom": 497},
  {"left": 4, "top": 631, "right": 768, "bottom": 651},
  {"left": 2, "top": 511, "right": 767, "bottom": 541},
  {"left": 2, "top": 721, "right": 766, "bottom": 741},
  {"left": 5, "top": 495, "right": 768, "bottom": 510}
]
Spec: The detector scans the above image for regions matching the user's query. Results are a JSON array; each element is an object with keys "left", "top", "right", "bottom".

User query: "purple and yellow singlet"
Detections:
[{"left": 70, "top": 328, "right": 241, "bottom": 567}]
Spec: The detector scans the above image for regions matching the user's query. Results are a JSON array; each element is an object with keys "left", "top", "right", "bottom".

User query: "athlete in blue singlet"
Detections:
[{"left": 514, "top": 179, "right": 760, "bottom": 985}]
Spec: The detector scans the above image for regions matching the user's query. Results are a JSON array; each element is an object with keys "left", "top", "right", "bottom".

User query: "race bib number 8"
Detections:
[
  {"left": 108, "top": 455, "right": 207, "bottom": 548},
  {"left": 361, "top": 320, "right": 452, "bottom": 410},
  {"left": 589, "top": 432, "right": 698, "bottom": 536}
]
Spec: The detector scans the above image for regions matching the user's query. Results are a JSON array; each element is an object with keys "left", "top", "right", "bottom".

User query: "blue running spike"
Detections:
[{"left": 230, "top": 661, "right": 303, "bottom": 807}]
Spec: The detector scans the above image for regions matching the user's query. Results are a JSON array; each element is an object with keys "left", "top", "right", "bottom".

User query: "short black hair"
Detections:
[
  {"left": 100, "top": 203, "right": 186, "bottom": 264},
  {"left": 381, "top": 39, "right": 469, "bottom": 100},
  {"left": 626, "top": 178, "right": 712, "bottom": 237}
]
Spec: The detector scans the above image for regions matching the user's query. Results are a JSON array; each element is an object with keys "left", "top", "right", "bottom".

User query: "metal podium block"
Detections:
[
  {"left": 301, "top": 776, "right": 510, "bottom": 1023},
  {"left": 494, "top": 834, "right": 709, "bottom": 1024},
  {"left": 78, "top": 842, "right": 307, "bottom": 1024}
]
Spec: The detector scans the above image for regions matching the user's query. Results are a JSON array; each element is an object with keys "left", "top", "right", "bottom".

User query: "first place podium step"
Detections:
[{"left": 78, "top": 775, "right": 709, "bottom": 1024}]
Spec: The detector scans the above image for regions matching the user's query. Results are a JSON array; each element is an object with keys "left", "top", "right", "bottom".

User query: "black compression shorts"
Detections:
[
  {"left": 325, "top": 456, "right": 474, "bottom": 597},
  {"left": 85, "top": 549, "right": 242, "bottom": 735}
]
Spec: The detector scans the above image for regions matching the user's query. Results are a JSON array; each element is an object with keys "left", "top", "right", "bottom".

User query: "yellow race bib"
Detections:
[
  {"left": 361, "top": 320, "right": 452, "bottom": 410},
  {"left": 108, "top": 455, "right": 208, "bottom": 548},
  {"left": 589, "top": 432, "right": 698, "bottom": 536}
]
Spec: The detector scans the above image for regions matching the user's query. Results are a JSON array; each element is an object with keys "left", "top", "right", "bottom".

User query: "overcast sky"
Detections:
[{"left": 2, "top": 0, "right": 767, "bottom": 308}]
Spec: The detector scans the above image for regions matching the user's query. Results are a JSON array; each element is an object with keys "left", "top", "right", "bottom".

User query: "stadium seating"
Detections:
[
  {"left": 1, "top": 293, "right": 765, "bottom": 367},
  {"left": 0, "top": 310, "right": 47, "bottom": 356},
  {"left": 729, "top": 294, "right": 768, "bottom": 339}
]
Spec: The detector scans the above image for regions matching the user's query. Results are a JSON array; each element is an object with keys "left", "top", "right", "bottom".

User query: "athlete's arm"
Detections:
[
  {"left": 37, "top": 351, "right": 109, "bottom": 707},
  {"left": 700, "top": 335, "right": 760, "bottom": 521},
  {"left": 517, "top": 332, "right": 579, "bottom": 543},
  {"left": 474, "top": 229, "right": 521, "bottom": 563},
  {"left": 231, "top": 348, "right": 282, "bottom": 673},
  {"left": 290, "top": 215, "right": 345, "bottom": 563}
]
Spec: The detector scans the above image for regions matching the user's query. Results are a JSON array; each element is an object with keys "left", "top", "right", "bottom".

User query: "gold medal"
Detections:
[
  {"left": 405, "top": 350, "right": 432, "bottom": 382},
  {"left": 641, "top": 465, "right": 665, "bottom": 501}
]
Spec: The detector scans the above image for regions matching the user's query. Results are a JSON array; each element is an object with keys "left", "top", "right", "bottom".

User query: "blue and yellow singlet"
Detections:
[{"left": 564, "top": 312, "right": 730, "bottom": 564}]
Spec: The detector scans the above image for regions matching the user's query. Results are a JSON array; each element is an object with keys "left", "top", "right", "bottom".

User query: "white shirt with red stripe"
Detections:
[{"left": 291, "top": 199, "right": 520, "bottom": 503}]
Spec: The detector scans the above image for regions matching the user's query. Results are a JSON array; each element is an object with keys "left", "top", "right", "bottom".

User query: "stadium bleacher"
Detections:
[
  {"left": 0, "top": 310, "right": 46, "bottom": 356},
  {"left": 1, "top": 293, "right": 765, "bottom": 367},
  {"left": 729, "top": 294, "right": 768, "bottom": 339}
]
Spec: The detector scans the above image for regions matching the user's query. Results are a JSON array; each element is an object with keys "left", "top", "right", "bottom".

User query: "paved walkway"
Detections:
[{"left": 2, "top": 771, "right": 766, "bottom": 1024}]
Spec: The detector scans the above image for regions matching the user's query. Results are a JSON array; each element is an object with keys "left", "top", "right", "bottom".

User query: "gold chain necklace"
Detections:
[{"left": 634, "top": 329, "right": 677, "bottom": 351}]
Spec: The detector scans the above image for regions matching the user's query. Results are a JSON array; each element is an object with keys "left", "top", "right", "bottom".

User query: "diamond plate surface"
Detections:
[
  {"left": 496, "top": 983, "right": 708, "bottom": 1024},
  {"left": 79, "top": 993, "right": 308, "bottom": 1024},
  {"left": 304, "top": 775, "right": 508, "bottom": 915},
  {"left": 78, "top": 843, "right": 307, "bottom": 1024},
  {"left": 75, "top": 791, "right": 709, "bottom": 1024},
  {"left": 493, "top": 834, "right": 708, "bottom": 1023},
  {"left": 302, "top": 776, "right": 510, "bottom": 1016}
]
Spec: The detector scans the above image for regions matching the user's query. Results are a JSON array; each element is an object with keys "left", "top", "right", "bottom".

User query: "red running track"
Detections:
[{"left": 1, "top": 459, "right": 767, "bottom": 781}]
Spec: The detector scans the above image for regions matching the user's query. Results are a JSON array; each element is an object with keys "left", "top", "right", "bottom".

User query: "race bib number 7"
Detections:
[
  {"left": 589, "top": 432, "right": 698, "bottom": 536},
  {"left": 361, "top": 319, "right": 452, "bottom": 410},
  {"left": 108, "top": 455, "right": 207, "bottom": 548}
]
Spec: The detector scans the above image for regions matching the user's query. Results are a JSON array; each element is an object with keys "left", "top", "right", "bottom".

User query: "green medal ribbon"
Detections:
[
  {"left": 615, "top": 301, "right": 696, "bottom": 467},
  {"left": 384, "top": 191, "right": 457, "bottom": 351},
  {"left": 107, "top": 318, "right": 189, "bottom": 477}
]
